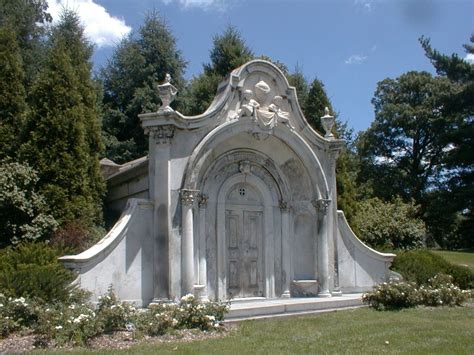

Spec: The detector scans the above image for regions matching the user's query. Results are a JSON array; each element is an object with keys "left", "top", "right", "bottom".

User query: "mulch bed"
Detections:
[{"left": 0, "top": 326, "right": 235, "bottom": 353}]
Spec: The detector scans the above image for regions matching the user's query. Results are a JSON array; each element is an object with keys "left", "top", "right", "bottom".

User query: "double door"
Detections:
[{"left": 225, "top": 209, "right": 263, "bottom": 298}]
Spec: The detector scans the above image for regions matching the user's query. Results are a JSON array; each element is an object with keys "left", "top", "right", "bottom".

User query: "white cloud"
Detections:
[
  {"left": 161, "top": 0, "right": 233, "bottom": 11},
  {"left": 345, "top": 54, "right": 368, "bottom": 65},
  {"left": 465, "top": 53, "right": 474, "bottom": 63},
  {"left": 47, "top": 0, "right": 131, "bottom": 48},
  {"left": 354, "top": 0, "right": 373, "bottom": 13}
]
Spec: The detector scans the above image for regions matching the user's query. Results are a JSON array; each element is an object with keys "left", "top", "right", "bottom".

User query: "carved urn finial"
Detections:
[
  {"left": 157, "top": 73, "right": 178, "bottom": 113},
  {"left": 321, "top": 107, "right": 335, "bottom": 138}
]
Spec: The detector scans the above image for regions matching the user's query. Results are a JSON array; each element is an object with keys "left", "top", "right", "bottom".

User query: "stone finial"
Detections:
[
  {"left": 321, "top": 107, "right": 335, "bottom": 138},
  {"left": 157, "top": 73, "right": 178, "bottom": 113}
]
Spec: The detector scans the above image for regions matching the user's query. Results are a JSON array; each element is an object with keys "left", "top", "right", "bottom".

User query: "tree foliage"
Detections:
[
  {"left": 0, "top": 26, "right": 27, "bottom": 160},
  {"left": 19, "top": 10, "right": 104, "bottom": 228},
  {"left": 358, "top": 71, "right": 455, "bottom": 203},
  {"left": 184, "top": 26, "right": 253, "bottom": 116},
  {"left": 101, "top": 11, "right": 187, "bottom": 162},
  {"left": 0, "top": 161, "right": 57, "bottom": 246},
  {"left": 420, "top": 35, "right": 474, "bottom": 249},
  {"left": 353, "top": 197, "right": 426, "bottom": 250},
  {"left": 0, "top": 0, "right": 51, "bottom": 84}
]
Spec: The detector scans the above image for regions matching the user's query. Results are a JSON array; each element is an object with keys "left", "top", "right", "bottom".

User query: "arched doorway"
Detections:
[
  {"left": 225, "top": 183, "right": 264, "bottom": 298},
  {"left": 216, "top": 173, "right": 276, "bottom": 299}
]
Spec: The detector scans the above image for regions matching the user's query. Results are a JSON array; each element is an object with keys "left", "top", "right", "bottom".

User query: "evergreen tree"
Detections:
[
  {"left": 0, "top": 26, "right": 27, "bottom": 159},
  {"left": 101, "top": 11, "right": 187, "bottom": 163},
  {"left": 185, "top": 26, "right": 253, "bottom": 115},
  {"left": 304, "top": 78, "right": 333, "bottom": 133},
  {"left": 286, "top": 65, "right": 309, "bottom": 115},
  {"left": 420, "top": 35, "right": 474, "bottom": 248},
  {"left": 20, "top": 10, "right": 104, "bottom": 227},
  {"left": 0, "top": 0, "right": 51, "bottom": 84}
]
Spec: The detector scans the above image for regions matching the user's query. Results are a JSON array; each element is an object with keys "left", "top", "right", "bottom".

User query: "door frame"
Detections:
[{"left": 216, "top": 173, "right": 276, "bottom": 300}]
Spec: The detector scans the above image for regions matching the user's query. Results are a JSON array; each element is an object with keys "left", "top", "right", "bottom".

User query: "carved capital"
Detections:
[
  {"left": 279, "top": 199, "right": 290, "bottom": 212},
  {"left": 145, "top": 125, "right": 175, "bottom": 144},
  {"left": 198, "top": 193, "right": 209, "bottom": 208},
  {"left": 180, "top": 189, "right": 198, "bottom": 206},
  {"left": 312, "top": 198, "right": 331, "bottom": 214}
]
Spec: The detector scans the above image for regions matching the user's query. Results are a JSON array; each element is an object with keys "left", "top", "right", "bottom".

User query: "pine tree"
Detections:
[
  {"left": 184, "top": 26, "right": 253, "bottom": 115},
  {"left": 20, "top": 10, "right": 104, "bottom": 227},
  {"left": 101, "top": 11, "right": 187, "bottom": 163},
  {"left": 304, "top": 78, "right": 333, "bottom": 134},
  {"left": 0, "top": 26, "right": 27, "bottom": 159}
]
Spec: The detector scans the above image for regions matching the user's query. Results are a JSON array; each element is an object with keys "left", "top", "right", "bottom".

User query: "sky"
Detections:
[{"left": 46, "top": 0, "right": 474, "bottom": 133}]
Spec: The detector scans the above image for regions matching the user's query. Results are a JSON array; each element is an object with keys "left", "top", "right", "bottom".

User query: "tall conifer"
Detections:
[{"left": 20, "top": 10, "right": 104, "bottom": 227}]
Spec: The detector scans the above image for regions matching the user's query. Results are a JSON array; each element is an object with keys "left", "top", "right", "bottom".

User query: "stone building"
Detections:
[{"left": 61, "top": 60, "right": 394, "bottom": 306}]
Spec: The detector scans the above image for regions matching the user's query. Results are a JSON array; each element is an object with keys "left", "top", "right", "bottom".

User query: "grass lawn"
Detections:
[
  {"left": 40, "top": 304, "right": 474, "bottom": 354},
  {"left": 431, "top": 250, "right": 474, "bottom": 270}
]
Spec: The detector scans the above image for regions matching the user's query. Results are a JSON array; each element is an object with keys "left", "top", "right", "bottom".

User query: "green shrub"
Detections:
[
  {"left": 352, "top": 197, "right": 425, "bottom": 250},
  {"left": 96, "top": 287, "right": 137, "bottom": 333},
  {"left": 0, "top": 243, "right": 75, "bottom": 302},
  {"left": 392, "top": 250, "right": 474, "bottom": 289},
  {"left": 0, "top": 161, "right": 58, "bottom": 246},
  {"left": 363, "top": 274, "right": 472, "bottom": 311},
  {"left": 362, "top": 281, "right": 420, "bottom": 310}
]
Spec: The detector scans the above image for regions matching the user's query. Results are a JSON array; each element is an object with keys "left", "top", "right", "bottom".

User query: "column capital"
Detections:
[
  {"left": 180, "top": 189, "right": 198, "bottom": 206},
  {"left": 145, "top": 125, "right": 175, "bottom": 145},
  {"left": 198, "top": 193, "right": 209, "bottom": 208},
  {"left": 312, "top": 198, "right": 331, "bottom": 215},
  {"left": 279, "top": 199, "right": 290, "bottom": 212}
]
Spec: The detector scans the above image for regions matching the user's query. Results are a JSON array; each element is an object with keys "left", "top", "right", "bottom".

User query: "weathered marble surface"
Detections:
[{"left": 62, "top": 60, "right": 395, "bottom": 305}]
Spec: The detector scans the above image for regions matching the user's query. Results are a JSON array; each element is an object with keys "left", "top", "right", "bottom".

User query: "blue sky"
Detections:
[{"left": 48, "top": 0, "right": 473, "bottom": 133}]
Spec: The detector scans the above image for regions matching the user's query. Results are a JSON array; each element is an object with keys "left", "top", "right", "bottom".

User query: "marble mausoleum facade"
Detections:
[{"left": 61, "top": 60, "right": 395, "bottom": 306}]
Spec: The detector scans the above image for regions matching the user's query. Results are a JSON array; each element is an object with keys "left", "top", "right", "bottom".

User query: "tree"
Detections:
[
  {"left": 0, "top": 26, "right": 27, "bottom": 160},
  {"left": 101, "top": 11, "right": 187, "bottom": 162},
  {"left": 184, "top": 26, "right": 253, "bottom": 115},
  {"left": 358, "top": 71, "right": 455, "bottom": 204},
  {"left": 420, "top": 35, "right": 474, "bottom": 249},
  {"left": 304, "top": 78, "right": 333, "bottom": 134},
  {"left": 20, "top": 10, "right": 104, "bottom": 228},
  {"left": 352, "top": 197, "right": 426, "bottom": 250},
  {"left": 286, "top": 65, "right": 309, "bottom": 116},
  {"left": 0, "top": 0, "right": 51, "bottom": 84}
]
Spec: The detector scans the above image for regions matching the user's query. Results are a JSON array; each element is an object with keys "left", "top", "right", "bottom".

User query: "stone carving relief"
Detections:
[
  {"left": 312, "top": 198, "right": 331, "bottom": 215},
  {"left": 180, "top": 189, "right": 198, "bottom": 206},
  {"left": 144, "top": 125, "right": 175, "bottom": 144},
  {"left": 232, "top": 80, "right": 294, "bottom": 130}
]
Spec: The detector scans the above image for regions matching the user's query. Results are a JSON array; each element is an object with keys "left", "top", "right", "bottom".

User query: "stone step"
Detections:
[{"left": 225, "top": 294, "right": 364, "bottom": 321}]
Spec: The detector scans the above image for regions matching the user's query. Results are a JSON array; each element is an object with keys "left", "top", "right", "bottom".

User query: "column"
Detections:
[
  {"left": 180, "top": 189, "right": 196, "bottom": 295},
  {"left": 328, "top": 149, "right": 342, "bottom": 295},
  {"left": 195, "top": 193, "right": 209, "bottom": 301},
  {"left": 313, "top": 198, "right": 332, "bottom": 298},
  {"left": 145, "top": 125, "right": 174, "bottom": 302},
  {"left": 280, "top": 200, "right": 291, "bottom": 298}
]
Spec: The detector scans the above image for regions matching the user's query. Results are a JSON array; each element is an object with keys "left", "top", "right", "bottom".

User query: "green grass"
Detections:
[
  {"left": 432, "top": 250, "right": 474, "bottom": 271},
  {"left": 38, "top": 305, "right": 474, "bottom": 354}
]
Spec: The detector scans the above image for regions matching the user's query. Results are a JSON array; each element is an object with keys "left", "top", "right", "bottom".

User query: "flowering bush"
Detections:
[
  {"left": 0, "top": 294, "right": 40, "bottom": 337},
  {"left": 96, "top": 287, "right": 137, "bottom": 333},
  {"left": 0, "top": 289, "right": 229, "bottom": 347},
  {"left": 362, "top": 281, "right": 420, "bottom": 310},
  {"left": 419, "top": 274, "right": 472, "bottom": 307},
  {"left": 363, "top": 273, "right": 472, "bottom": 311}
]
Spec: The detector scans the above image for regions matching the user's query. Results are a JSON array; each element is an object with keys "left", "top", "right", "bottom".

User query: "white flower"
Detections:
[
  {"left": 0, "top": 303, "right": 3, "bottom": 307},
  {"left": 205, "top": 315, "right": 216, "bottom": 321},
  {"left": 111, "top": 305, "right": 116, "bottom": 309},
  {"left": 55, "top": 325, "right": 63, "bottom": 330},
  {"left": 69, "top": 304, "right": 75, "bottom": 310},
  {"left": 214, "top": 322, "right": 220, "bottom": 328},
  {"left": 171, "top": 318, "right": 178, "bottom": 327},
  {"left": 181, "top": 294, "right": 194, "bottom": 302}
]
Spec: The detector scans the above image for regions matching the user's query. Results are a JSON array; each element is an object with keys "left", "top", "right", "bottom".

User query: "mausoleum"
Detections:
[{"left": 61, "top": 60, "right": 395, "bottom": 306}]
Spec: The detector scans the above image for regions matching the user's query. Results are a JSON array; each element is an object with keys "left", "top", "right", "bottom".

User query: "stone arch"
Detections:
[
  {"left": 215, "top": 173, "right": 276, "bottom": 299},
  {"left": 183, "top": 119, "right": 330, "bottom": 200}
]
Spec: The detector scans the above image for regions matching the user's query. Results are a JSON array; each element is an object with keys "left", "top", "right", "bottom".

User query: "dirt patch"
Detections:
[{"left": 0, "top": 325, "right": 237, "bottom": 353}]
